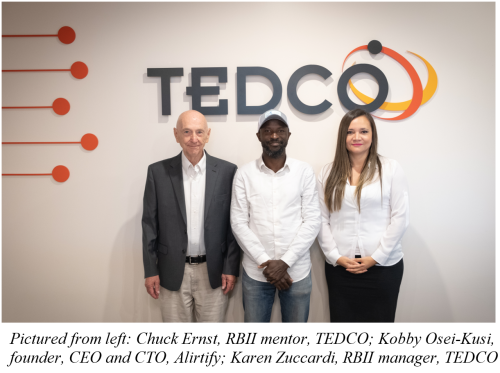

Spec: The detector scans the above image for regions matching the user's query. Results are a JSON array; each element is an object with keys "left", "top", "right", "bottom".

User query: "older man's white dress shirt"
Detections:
[{"left": 181, "top": 151, "right": 206, "bottom": 257}]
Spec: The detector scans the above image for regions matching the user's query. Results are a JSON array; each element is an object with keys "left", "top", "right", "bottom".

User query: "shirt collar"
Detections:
[
  {"left": 257, "top": 155, "right": 291, "bottom": 173},
  {"left": 182, "top": 151, "right": 206, "bottom": 174}
]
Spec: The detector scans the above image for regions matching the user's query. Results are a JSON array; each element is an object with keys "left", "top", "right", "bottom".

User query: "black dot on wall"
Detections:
[{"left": 368, "top": 40, "right": 383, "bottom": 54}]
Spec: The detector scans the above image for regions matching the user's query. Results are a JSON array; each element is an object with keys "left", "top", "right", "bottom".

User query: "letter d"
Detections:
[{"left": 237, "top": 67, "right": 282, "bottom": 115}]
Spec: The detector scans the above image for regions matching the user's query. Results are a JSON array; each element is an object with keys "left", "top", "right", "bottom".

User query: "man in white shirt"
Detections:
[
  {"left": 230, "top": 109, "right": 321, "bottom": 322},
  {"left": 142, "top": 110, "right": 240, "bottom": 322}
]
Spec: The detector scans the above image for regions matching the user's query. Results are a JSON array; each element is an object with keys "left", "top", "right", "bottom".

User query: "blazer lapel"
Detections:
[
  {"left": 204, "top": 152, "right": 219, "bottom": 221},
  {"left": 168, "top": 153, "right": 187, "bottom": 225}
]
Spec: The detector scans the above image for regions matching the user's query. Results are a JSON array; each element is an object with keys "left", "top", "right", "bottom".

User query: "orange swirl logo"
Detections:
[{"left": 338, "top": 40, "right": 438, "bottom": 120}]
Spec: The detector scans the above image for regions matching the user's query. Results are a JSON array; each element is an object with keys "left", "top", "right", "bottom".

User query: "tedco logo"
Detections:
[
  {"left": 338, "top": 40, "right": 438, "bottom": 121},
  {"left": 147, "top": 40, "right": 437, "bottom": 121}
]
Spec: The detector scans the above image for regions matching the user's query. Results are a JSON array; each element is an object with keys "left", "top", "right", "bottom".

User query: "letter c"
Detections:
[{"left": 287, "top": 65, "right": 332, "bottom": 114}]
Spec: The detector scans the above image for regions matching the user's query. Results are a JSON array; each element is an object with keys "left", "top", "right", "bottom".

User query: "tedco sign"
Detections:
[{"left": 147, "top": 40, "right": 437, "bottom": 121}]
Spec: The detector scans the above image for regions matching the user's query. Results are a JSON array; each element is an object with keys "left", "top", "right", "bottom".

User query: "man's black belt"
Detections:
[{"left": 186, "top": 255, "right": 206, "bottom": 264}]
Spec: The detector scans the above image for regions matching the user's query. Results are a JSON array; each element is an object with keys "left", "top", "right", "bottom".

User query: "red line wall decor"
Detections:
[
  {"left": 3, "top": 62, "right": 89, "bottom": 79},
  {"left": 3, "top": 134, "right": 99, "bottom": 151},
  {"left": 3, "top": 26, "right": 96, "bottom": 183},
  {"left": 2, "top": 26, "right": 76, "bottom": 44},
  {"left": 3, "top": 165, "right": 70, "bottom": 183},
  {"left": 3, "top": 98, "right": 71, "bottom": 115}
]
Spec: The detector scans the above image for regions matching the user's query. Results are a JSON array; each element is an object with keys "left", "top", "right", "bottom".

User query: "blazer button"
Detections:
[
  {"left": 184, "top": 230, "right": 187, "bottom": 234},
  {"left": 182, "top": 249, "right": 186, "bottom": 253}
]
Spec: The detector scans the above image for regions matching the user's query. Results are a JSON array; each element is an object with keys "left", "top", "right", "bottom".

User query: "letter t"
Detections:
[{"left": 147, "top": 68, "right": 184, "bottom": 115}]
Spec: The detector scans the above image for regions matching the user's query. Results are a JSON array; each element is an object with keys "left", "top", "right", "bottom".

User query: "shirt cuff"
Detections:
[
  {"left": 255, "top": 253, "right": 272, "bottom": 266},
  {"left": 325, "top": 250, "right": 341, "bottom": 267},
  {"left": 371, "top": 248, "right": 388, "bottom": 266},
  {"left": 280, "top": 250, "right": 299, "bottom": 268}
]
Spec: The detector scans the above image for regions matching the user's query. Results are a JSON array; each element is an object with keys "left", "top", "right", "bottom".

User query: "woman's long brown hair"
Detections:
[{"left": 324, "top": 109, "right": 382, "bottom": 212}]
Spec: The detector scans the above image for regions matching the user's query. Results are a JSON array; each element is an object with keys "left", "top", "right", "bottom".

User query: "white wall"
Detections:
[{"left": 2, "top": 2, "right": 494, "bottom": 322}]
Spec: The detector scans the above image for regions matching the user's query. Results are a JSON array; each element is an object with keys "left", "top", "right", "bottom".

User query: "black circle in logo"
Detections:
[
  {"left": 337, "top": 64, "right": 389, "bottom": 112},
  {"left": 368, "top": 40, "right": 383, "bottom": 55}
]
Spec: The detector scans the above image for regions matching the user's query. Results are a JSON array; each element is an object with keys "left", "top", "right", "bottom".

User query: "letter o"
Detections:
[
  {"left": 155, "top": 352, "right": 167, "bottom": 363},
  {"left": 90, "top": 352, "right": 102, "bottom": 363},
  {"left": 358, "top": 333, "right": 369, "bottom": 345},
  {"left": 487, "top": 351, "right": 498, "bottom": 363},
  {"left": 426, "top": 332, "right": 437, "bottom": 344},
  {"left": 337, "top": 64, "right": 388, "bottom": 112}
]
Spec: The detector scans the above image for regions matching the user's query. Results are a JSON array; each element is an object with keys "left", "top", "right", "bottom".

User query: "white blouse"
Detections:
[{"left": 316, "top": 157, "right": 409, "bottom": 267}]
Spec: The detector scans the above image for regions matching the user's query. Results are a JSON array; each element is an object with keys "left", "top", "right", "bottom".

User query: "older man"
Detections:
[
  {"left": 142, "top": 110, "right": 240, "bottom": 322},
  {"left": 230, "top": 109, "right": 321, "bottom": 322}
]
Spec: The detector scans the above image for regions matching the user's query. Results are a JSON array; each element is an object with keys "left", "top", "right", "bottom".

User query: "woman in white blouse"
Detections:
[{"left": 317, "top": 108, "right": 409, "bottom": 322}]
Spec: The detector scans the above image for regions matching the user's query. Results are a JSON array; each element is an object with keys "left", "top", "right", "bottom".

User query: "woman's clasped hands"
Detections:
[{"left": 336, "top": 256, "right": 377, "bottom": 274}]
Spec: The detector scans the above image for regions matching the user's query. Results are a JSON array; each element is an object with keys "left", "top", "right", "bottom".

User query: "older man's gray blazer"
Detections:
[{"left": 142, "top": 151, "right": 240, "bottom": 291}]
